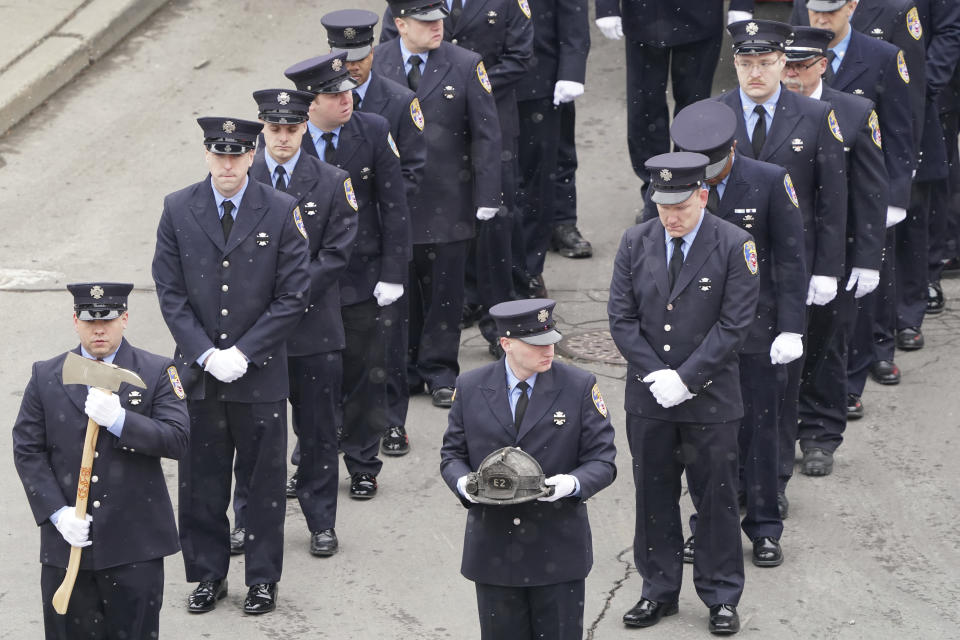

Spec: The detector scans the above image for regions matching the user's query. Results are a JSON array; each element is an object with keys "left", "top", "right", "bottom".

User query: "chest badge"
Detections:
[
  {"left": 443, "top": 85, "right": 456, "bottom": 100},
  {"left": 360, "top": 166, "right": 373, "bottom": 180},
  {"left": 698, "top": 277, "right": 712, "bottom": 292},
  {"left": 256, "top": 232, "right": 270, "bottom": 247},
  {"left": 305, "top": 201, "right": 317, "bottom": 216},
  {"left": 486, "top": 10, "right": 499, "bottom": 24},
  {"left": 853, "top": 88, "right": 865, "bottom": 95},
  {"left": 127, "top": 390, "right": 142, "bottom": 406},
  {"left": 791, "top": 138, "right": 804, "bottom": 152},
  {"left": 870, "top": 27, "right": 884, "bottom": 38},
  {"left": 553, "top": 411, "right": 566, "bottom": 426}
]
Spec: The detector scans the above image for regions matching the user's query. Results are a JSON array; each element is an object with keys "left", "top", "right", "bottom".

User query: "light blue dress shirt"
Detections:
[
  {"left": 664, "top": 209, "right": 705, "bottom": 264},
  {"left": 715, "top": 156, "right": 734, "bottom": 200},
  {"left": 829, "top": 24, "right": 853, "bottom": 74},
  {"left": 399, "top": 38, "right": 430, "bottom": 75},
  {"left": 740, "top": 84, "right": 781, "bottom": 142},
  {"left": 307, "top": 121, "right": 343, "bottom": 161},
  {"left": 354, "top": 75, "right": 371, "bottom": 104},
  {"left": 210, "top": 174, "right": 249, "bottom": 219},
  {"left": 264, "top": 148, "right": 301, "bottom": 189}
]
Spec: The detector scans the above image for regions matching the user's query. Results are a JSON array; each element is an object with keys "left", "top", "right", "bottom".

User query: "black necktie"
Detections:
[
  {"left": 752, "top": 104, "right": 767, "bottom": 158},
  {"left": 408, "top": 55, "right": 423, "bottom": 91},
  {"left": 514, "top": 380, "right": 530, "bottom": 431},
  {"left": 274, "top": 166, "right": 287, "bottom": 192},
  {"left": 353, "top": 90, "right": 361, "bottom": 111},
  {"left": 823, "top": 50, "right": 836, "bottom": 84},
  {"left": 668, "top": 237, "right": 684, "bottom": 289},
  {"left": 450, "top": 0, "right": 463, "bottom": 28},
  {"left": 221, "top": 200, "right": 235, "bottom": 241},
  {"left": 321, "top": 132, "right": 337, "bottom": 164},
  {"left": 707, "top": 184, "right": 720, "bottom": 213}
]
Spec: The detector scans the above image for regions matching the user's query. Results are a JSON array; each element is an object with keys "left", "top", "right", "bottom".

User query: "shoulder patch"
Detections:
[
  {"left": 868, "top": 110, "right": 883, "bottom": 149},
  {"left": 167, "top": 366, "right": 185, "bottom": 400},
  {"left": 897, "top": 50, "right": 910, "bottom": 83},
  {"left": 343, "top": 178, "right": 358, "bottom": 211},
  {"left": 591, "top": 383, "right": 608, "bottom": 418},
  {"left": 476, "top": 61, "right": 493, "bottom": 94},
  {"left": 293, "top": 206, "right": 308, "bottom": 240},
  {"left": 518, "top": 0, "right": 531, "bottom": 19},
  {"left": 906, "top": 6, "right": 922, "bottom": 41},
  {"left": 784, "top": 174, "right": 799, "bottom": 208},
  {"left": 743, "top": 240, "right": 759, "bottom": 275},
  {"left": 827, "top": 110, "right": 843, "bottom": 143},
  {"left": 409, "top": 97, "right": 424, "bottom": 131},
  {"left": 387, "top": 131, "right": 400, "bottom": 158}
]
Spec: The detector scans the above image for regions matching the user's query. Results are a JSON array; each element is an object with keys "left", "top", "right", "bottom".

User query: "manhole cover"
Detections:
[{"left": 558, "top": 329, "right": 626, "bottom": 365}]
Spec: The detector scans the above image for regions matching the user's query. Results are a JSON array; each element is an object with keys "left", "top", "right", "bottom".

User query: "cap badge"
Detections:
[
  {"left": 746, "top": 22, "right": 759, "bottom": 36},
  {"left": 277, "top": 91, "right": 291, "bottom": 105},
  {"left": 90, "top": 285, "right": 104, "bottom": 299},
  {"left": 537, "top": 309, "right": 549, "bottom": 323},
  {"left": 660, "top": 169, "right": 673, "bottom": 182},
  {"left": 785, "top": 38, "right": 794, "bottom": 46},
  {"left": 553, "top": 411, "right": 566, "bottom": 426},
  {"left": 222, "top": 120, "right": 236, "bottom": 134},
  {"left": 128, "top": 390, "right": 142, "bottom": 406},
  {"left": 332, "top": 57, "right": 343, "bottom": 71},
  {"left": 256, "top": 232, "right": 270, "bottom": 247},
  {"left": 791, "top": 138, "right": 804, "bottom": 152},
  {"left": 343, "top": 27, "right": 357, "bottom": 40}
]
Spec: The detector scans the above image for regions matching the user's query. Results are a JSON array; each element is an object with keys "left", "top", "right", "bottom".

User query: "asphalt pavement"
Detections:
[{"left": 0, "top": 1, "right": 958, "bottom": 638}]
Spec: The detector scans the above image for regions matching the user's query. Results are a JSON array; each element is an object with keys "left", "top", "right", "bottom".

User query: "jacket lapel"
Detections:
[
  {"left": 760, "top": 88, "right": 802, "bottom": 161},
  {"left": 224, "top": 179, "right": 270, "bottom": 254},
  {"left": 641, "top": 228, "right": 670, "bottom": 299},
  {"left": 286, "top": 157, "right": 320, "bottom": 205},
  {"left": 480, "top": 363, "right": 516, "bottom": 439},
  {"left": 59, "top": 347, "right": 88, "bottom": 414},
  {"left": 717, "top": 157, "right": 749, "bottom": 222},
  {"left": 335, "top": 118, "right": 364, "bottom": 171},
  {"left": 671, "top": 216, "right": 719, "bottom": 299},
  {"left": 249, "top": 152, "right": 271, "bottom": 186},
  {"left": 418, "top": 44, "right": 453, "bottom": 100},
  {"left": 832, "top": 34, "right": 869, "bottom": 90},
  {"left": 516, "top": 367, "right": 562, "bottom": 443},
  {"left": 452, "top": 0, "right": 486, "bottom": 35},
  {"left": 851, "top": 2, "right": 883, "bottom": 34},
  {"left": 189, "top": 180, "right": 227, "bottom": 252},
  {"left": 374, "top": 41, "right": 407, "bottom": 87},
  {"left": 720, "top": 91, "right": 754, "bottom": 159},
  {"left": 300, "top": 130, "right": 320, "bottom": 159},
  {"left": 361, "top": 74, "right": 389, "bottom": 113}
]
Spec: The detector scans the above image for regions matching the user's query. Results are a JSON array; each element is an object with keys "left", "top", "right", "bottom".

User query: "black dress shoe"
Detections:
[
  {"left": 381, "top": 425, "right": 409, "bottom": 456},
  {"left": 777, "top": 491, "right": 789, "bottom": 519},
  {"left": 708, "top": 604, "right": 740, "bottom": 635},
  {"left": 927, "top": 282, "right": 945, "bottom": 314},
  {"left": 461, "top": 302, "right": 485, "bottom": 328},
  {"left": 682, "top": 536, "right": 695, "bottom": 564},
  {"left": 431, "top": 386, "right": 455, "bottom": 408},
  {"left": 285, "top": 471, "right": 298, "bottom": 498},
  {"left": 551, "top": 223, "right": 593, "bottom": 258},
  {"left": 310, "top": 528, "right": 339, "bottom": 557},
  {"left": 870, "top": 360, "right": 901, "bottom": 385},
  {"left": 847, "top": 393, "right": 864, "bottom": 420},
  {"left": 517, "top": 274, "right": 548, "bottom": 299},
  {"left": 752, "top": 536, "right": 783, "bottom": 567},
  {"left": 942, "top": 256, "right": 960, "bottom": 275},
  {"left": 187, "top": 579, "right": 227, "bottom": 613},
  {"left": 622, "top": 598, "right": 679, "bottom": 628},
  {"left": 896, "top": 327, "right": 924, "bottom": 351},
  {"left": 350, "top": 472, "right": 377, "bottom": 499},
  {"left": 801, "top": 447, "right": 834, "bottom": 476},
  {"left": 243, "top": 583, "right": 277, "bottom": 615},
  {"left": 230, "top": 527, "right": 245, "bottom": 555}
]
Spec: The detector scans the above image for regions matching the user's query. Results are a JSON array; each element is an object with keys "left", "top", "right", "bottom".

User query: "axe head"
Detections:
[{"left": 61, "top": 351, "right": 146, "bottom": 391}]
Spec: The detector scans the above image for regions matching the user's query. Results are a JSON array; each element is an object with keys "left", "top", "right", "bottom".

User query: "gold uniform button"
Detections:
[
  {"left": 221, "top": 285, "right": 229, "bottom": 292},
  {"left": 664, "top": 345, "right": 671, "bottom": 352},
  {"left": 222, "top": 260, "right": 230, "bottom": 268},
  {"left": 664, "top": 324, "right": 672, "bottom": 331},
  {"left": 221, "top": 309, "right": 229, "bottom": 316}
]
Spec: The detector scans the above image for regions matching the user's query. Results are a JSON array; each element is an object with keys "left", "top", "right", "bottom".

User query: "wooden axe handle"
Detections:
[{"left": 51, "top": 391, "right": 105, "bottom": 615}]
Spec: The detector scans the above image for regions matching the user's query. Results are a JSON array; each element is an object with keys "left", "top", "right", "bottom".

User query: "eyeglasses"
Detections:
[
  {"left": 784, "top": 58, "right": 824, "bottom": 72},
  {"left": 734, "top": 58, "right": 783, "bottom": 72}
]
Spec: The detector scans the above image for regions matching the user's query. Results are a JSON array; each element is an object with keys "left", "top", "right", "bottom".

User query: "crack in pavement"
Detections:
[{"left": 586, "top": 546, "right": 634, "bottom": 639}]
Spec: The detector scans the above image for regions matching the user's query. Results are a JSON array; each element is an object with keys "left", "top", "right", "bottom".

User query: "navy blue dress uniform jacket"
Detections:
[
  {"left": 360, "top": 72, "right": 427, "bottom": 196},
  {"left": 440, "top": 360, "right": 617, "bottom": 587},
  {"left": 596, "top": 0, "right": 754, "bottom": 47},
  {"left": 381, "top": 0, "right": 534, "bottom": 140},
  {"left": 644, "top": 156, "right": 807, "bottom": 354},
  {"left": 608, "top": 213, "right": 760, "bottom": 423},
  {"left": 827, "top": 29, "right": 916, "bottom": 208},
  {"left": 715, "top": 88, "right": 848, "bottom": 279},
  {"left": 152, "top": 177, "right": 311, "bottom": 402},
  {"left": 373, "top": 40, "right": 502, "bottom": 244},
  {"left": 822, "top": 85, "right": 888, "bottom": 272},
  {"left": 13, "top": 340, "right": 189, "bottom": 570},
  {"left": 250, "top": 150, "right": 358, "bottom": 356},
  {"left": 515, "top": 0, "right": 589, "bottom": 101},
  {"left": 301, "top": 111, "right": 411, "bottom": 301}
]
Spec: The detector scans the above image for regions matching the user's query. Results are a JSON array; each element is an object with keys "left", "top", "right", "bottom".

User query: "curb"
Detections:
[{"left": 0, "top": 0, "right": 169, "bottom": 137}]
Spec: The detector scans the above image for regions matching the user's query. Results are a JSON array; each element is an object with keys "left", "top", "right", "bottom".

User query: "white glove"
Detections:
[
  {"left": 539, "top": 474, "right": 577, "bottom": 501},
  {"left": 806, "top": 275, "right": 838, "bottom": 306},
  {"left": 54, "top": 509, "right": 92, "bottom": 548},
  {"left": 204, "top": 349, "right": 246, "bottom": 383},
  {"left": 642, "top": 369, "right": 695, "bottom": 408},
  {"left": 373, "top": 281, "right": 404, "bottom": 307},
  {"left": 845, "top": 267, "right": 881, "bottom": 298},
  {"left": 728, "top": 10, "right": 753, "bottom": 25},
  {"left": 769, "top": 332, "right": 804, "bottom": 365},
  {"left": 886, "top": 206, "right": 907, "bottom": 228},
  {"left": 84, "top": 388, "right": 123, "bottom": 427},
  {"left": 456, "top": 475, "right": 479, "bottom": 503},
  {"left": 476, "top": 207, "right": 498, "bottom": 221},
  {"left": 553, "top": 80, "right": 585, "bottom": 106},
  {"left": 595, "top": 16, "right": 623, "bottom": 40}
]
